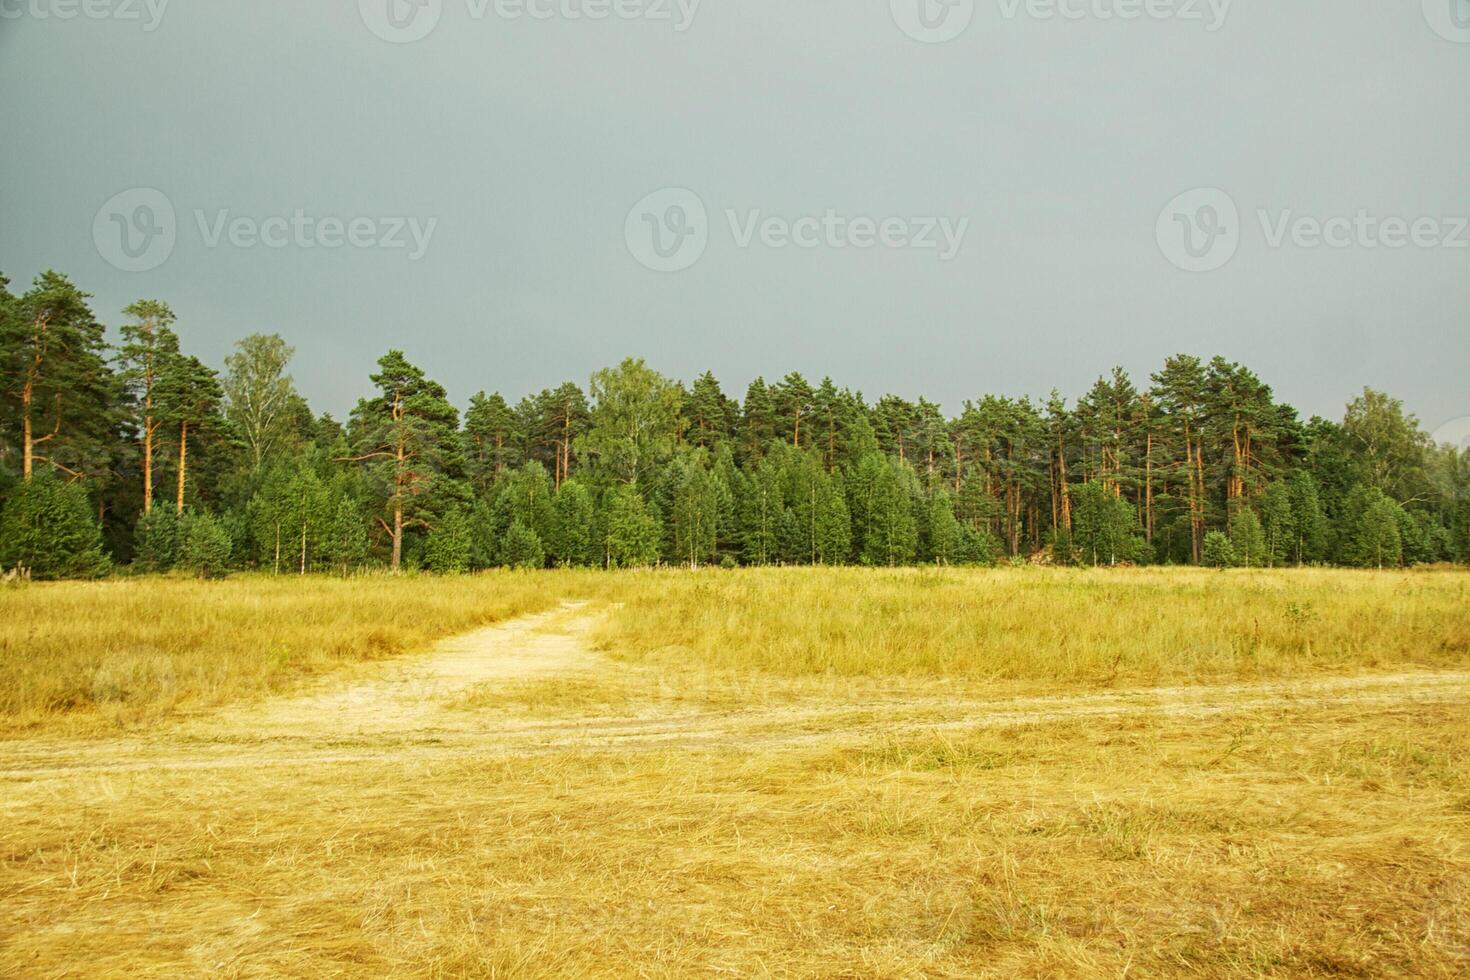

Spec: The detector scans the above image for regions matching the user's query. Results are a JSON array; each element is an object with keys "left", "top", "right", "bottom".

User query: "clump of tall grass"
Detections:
[
  {"left": 594, "top": 566, "right": 1470, "bottom": 683},
  {"left": 0, "top": 571, "right": 602, "bottom": 729}
]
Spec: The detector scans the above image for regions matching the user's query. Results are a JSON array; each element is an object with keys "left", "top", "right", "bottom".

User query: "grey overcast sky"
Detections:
[{"left": 1, "top": 1, "right": 1466, "bottom": 430}]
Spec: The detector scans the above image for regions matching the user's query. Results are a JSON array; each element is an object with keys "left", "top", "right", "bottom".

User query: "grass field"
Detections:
[{"left": 2, "top": 568, "right": 1469, "bottom": 976}]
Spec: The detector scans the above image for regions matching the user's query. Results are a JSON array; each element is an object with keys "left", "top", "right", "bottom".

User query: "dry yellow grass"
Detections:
[
  {"left": 2, "top": 568, "right": 1469, "bottom": 976},
  {"left": 0, "top": 572, "right": 601, "bottom": 732},
  {"left": 594, "top": 566, "right": 1470, "bottom": 683}
]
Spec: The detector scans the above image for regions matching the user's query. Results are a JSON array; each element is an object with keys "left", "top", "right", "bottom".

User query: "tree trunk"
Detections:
[
  {"left": 143, "top": 415, "right": 154, "bottom": 514},
  {"left": 20, "top": 312, "right": 49, "bottom": 481},
  {"left": 21, "top": 395, "right": 33, "bottom": 480},
  {"left": 1144, "top": 430, "right": 1154, "bottom": 543},
  {"left": 176, "top": 420, "right": 189, "bottom": 514},
  {"left": 392, "top": 502, "right": 403, "bottom": 572}
]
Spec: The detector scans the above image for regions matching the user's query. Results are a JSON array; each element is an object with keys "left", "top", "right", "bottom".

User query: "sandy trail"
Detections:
[
  {"left": 204, "top": 599, "right": 600, "bottom": 738},
  {"left": 2, "top": 603, "right": 1469, "bottom": 779}
]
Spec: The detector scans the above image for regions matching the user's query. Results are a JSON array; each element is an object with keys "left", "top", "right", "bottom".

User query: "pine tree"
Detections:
[
  {"left": 116, "top": 300, "right": 180, "bottom": 515},
  {"left": 499, "top": 518, "right": 545, "bottom": 569},
  {"left": 1202, "top": 531, "right": 1235, "bottom": 569},
  {"left": 157, "top": 353, "right": 224, "bottom": 515},
  {"left": 134, "top": 507, "right": 182, "bottom": 572},
  {"left": 0, "top": 272, "right": 118, "bottom": 483},
  {"left": 179, "top": 511, "right": 232, "bottom": 578},
  {"left": 463, "top": 391, "right": 521, "bottom": 492},
  {"left": 1340, "top": 486, "right": 1404, "bottom": 569},
  {"left": 346, "top": 351, "right": 466, "bottom": 572},
  {"left": 926, "top": 489, "right": 961, "bottom": 565},
  {"left": 671, "top": 456, "right": 718, "bottom": 567},
  {"left": 858, "top": 456, "right": 919, "bottom": 566},
  {"left": 1288, "top": 471, "right": 1328, "bottom": 565},
  {"left": 550, "top": 478, "right": 594, "bottom": 567},
  {"left": 1229, "top": 506, "right": 1267, "bottom": 568},
  {"left": 425, "top": 507, "right": 472, "bottom": 573},
  {"left": 687, "top": 371, "right": 733, "bottom": 450},
  {"left": 0, "top": 471, "right": 110, "bottom": 578},
  {"left": 1259, "top": 481, "right": 1295, "bottom": 567}
]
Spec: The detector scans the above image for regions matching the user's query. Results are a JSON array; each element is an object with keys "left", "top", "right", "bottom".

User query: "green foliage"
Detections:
[
  {"left": 222, "top": 333, "right": 302, "bottom": 474},
  {"left": 1048, "top": 526, "right": 1078, "bottom": 567},
  {"left": 134, "top": 507, "right": 183, "bottom": 572},
  {"left": 1072, "top": 482, "right": 1142, "bottom": 567},
  {"left": 179, "top": 511, "right": 233, "bottom": 578},
  {"left": 0, "top": 472, "right": 110, "bottom": 579},
  {"left": 319, "top": 492, "right": 370, "bottom": 575},
  {"left": 578, "top": 358, "right": 682, "bottom": 485},
  {"left": 1288, "top": 471, "right": 1328, "bottom": 565},
  {"left": 549, "top": 478, "right": 594, "bottom": 567},
  {"left": 1, "top": 258, "right": 1465, "bottom": 579},
  {"left": 424, "top": 507, "right": 472, "bottom": 573},
  {"left": 854, "top": 456, "right": 918, "bottom": 567},
  {"left": 1259, "top": 482, "right": 1294, "bottom": 567},
  {"left": 499, "top": 518, "right": 546, "bottom": 570},
  {"left": 671, "top": 456, "right": 718, "bottom": 567},
  {"left": 1229, "top": 507, "right": 1267, "bottom": 568},
  {"left": 926, "top": 490, "right": 962, "bottom": 565},
  {"left": 603, "top": 485, "right": 661, "bottom": 568},
  {"left": 1339, "top": 485, "right": 1404, "bottom": 569},
  {"left": 1201, "top": 531, "right": 1235, "bottom": 569}
]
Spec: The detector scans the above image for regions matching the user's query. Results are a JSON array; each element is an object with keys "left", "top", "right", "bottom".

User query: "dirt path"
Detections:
[
  {"left": 2, "top": 603, "right": 1469, "bottom": 780},
  {"left": 204, "top": 599, "right": 600, "bottom": 738}
]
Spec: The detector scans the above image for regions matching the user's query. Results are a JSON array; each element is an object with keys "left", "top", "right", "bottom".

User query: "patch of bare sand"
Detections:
[{"left": 225, "top": 599, "right": 601, "bottom": 737}]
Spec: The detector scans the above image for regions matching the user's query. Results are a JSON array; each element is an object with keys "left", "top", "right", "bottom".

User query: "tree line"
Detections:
[{"left": 2, "top": 269, "right": 1466, "bottom": 578}]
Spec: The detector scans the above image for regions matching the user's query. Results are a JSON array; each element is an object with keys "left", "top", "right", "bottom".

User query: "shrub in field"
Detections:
[
  {"left": 1339, "top": 486, "right": 1405, "bottom": 569},
  {"left": 1202, "top": 531, "right": 1236, "bottom": 569},
  {"left": 603, "top": 485, "right": 661, "bottom": 568},
  {"left": 0, "top": 473, "right": 109, "bottom": 579},
  {"left": 133, "top": 507, "right": 182, "bottom": 572},
  {"left": 425, "top": 507, "right": 472, "bottom": 573},
  {"left": 180, "top": 511, "right": 233, "bottom": 578},
  {"left": 500, "top": 518, "right": 545, "bottom": 570},
  {"left": 1230, "top": 507, "right": 1268, "bottom": 568}
]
